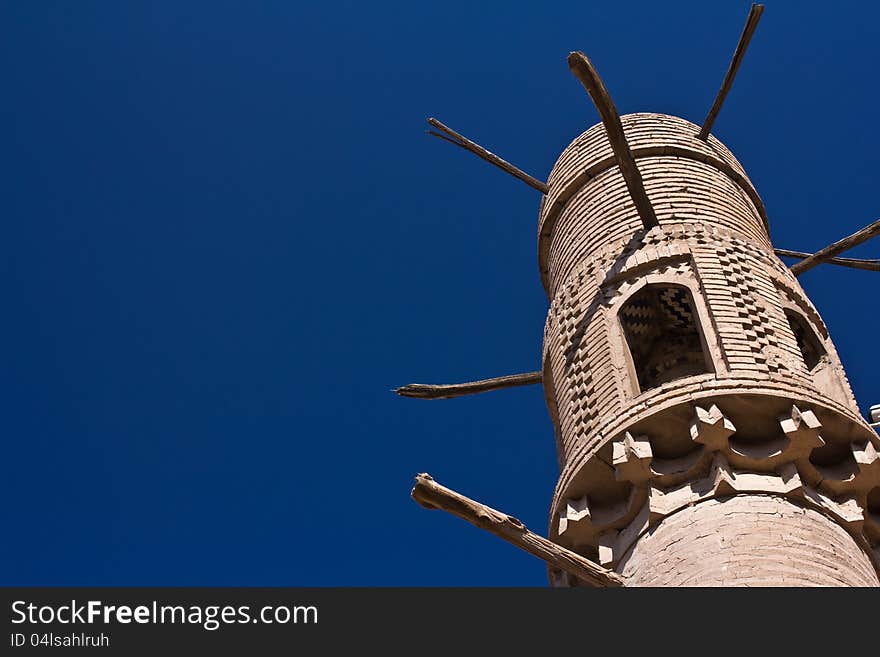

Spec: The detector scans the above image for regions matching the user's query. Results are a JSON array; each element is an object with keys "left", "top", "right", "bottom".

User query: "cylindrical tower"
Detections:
[{"left": 541, "top": 113, "right": 880, "bottom": 586}]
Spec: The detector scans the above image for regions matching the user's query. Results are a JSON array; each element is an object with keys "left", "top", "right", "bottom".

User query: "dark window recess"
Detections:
[
  {"left": 619, "top": 285, "right": 711, "bottom": 392},
  {"left": 785, "top": 310, "right": 825, "bottom": 370}
]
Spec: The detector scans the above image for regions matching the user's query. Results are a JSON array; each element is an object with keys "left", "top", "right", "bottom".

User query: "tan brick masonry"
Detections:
[
  {"left": 617, "top": 495, "right": 879, "bottom": 587},
  {"left": 540, "top": 112, "right": 880, "bottom": 586}
]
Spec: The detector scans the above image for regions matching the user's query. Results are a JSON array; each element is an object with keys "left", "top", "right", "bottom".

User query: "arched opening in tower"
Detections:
[
  {"left": 784, "top": 309, "right": 826, "bottom": 370},
  {"left": 619, "top": 284, "right": 712, "bottom": 393}
]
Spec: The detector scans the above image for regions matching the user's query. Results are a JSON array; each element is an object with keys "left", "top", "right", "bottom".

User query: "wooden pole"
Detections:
[
  {"left": 396, "top": 371, "right": 542, "bottom": 400},
  {"left": 789, "top": 219, "right": 880, "bottom": 276},
  {"left": 411, "top": 473, "right": 625, "bottom": 588},
  {"left": 567, "top": 51, "right": 659, "bottom": 230},
  {"left": 426, "top": 118, "right": 550, "bottom": 194},
  {"left": 774, "top": 248, "right": 880, "bottom": 272},
  {"left": 698, "top": 4, "right": 764, "bottom": 141}
]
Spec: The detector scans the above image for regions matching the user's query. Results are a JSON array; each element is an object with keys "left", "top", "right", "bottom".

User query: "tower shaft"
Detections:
[{"left": 541, "top": 114, "right": 880, "bottom": 586}]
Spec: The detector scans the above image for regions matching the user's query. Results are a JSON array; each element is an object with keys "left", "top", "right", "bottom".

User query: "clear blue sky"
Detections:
[{"left": 2, "top": 1, "right": 878, "bottom": 585}]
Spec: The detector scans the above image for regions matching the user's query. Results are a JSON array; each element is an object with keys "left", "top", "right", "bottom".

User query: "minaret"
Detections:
[
  {"left": 542, "top": 111, "right": 880, "bottom": 587},
  {"left": 401, "top": 4, "right": 880, "bottom": 587}
]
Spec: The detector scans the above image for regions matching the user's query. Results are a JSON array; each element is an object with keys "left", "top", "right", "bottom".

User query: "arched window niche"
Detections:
[
  {"left": 618, "top": 283, "right": 715, "bottom": 394},
  {"left": 784, "top": 309, "right": 827, "bottom": 371}
]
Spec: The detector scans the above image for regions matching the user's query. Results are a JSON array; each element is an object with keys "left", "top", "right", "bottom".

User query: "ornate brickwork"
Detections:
[{"left": 541, "top": 113, "right": 879, "bottom": 586}]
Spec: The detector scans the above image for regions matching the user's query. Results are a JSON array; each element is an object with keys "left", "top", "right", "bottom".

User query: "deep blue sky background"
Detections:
[{"left": 2, "top": 1, "right": 878, "bottom": 585}]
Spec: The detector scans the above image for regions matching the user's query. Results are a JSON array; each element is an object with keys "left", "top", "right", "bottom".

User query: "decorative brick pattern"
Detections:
[
  {"left": 538, "top": 113, "right": 770, "bottom": 296},
  {"left": 553, "top": 406, "right": 880, "bottom": 573},
  {"left": 540, "top": 113, "right": 880, "bottom": 586}
]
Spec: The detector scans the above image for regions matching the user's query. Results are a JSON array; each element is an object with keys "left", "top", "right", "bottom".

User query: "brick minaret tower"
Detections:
[
  {"left": 403, "top": 5, "right": 880, "bottom": 587},
  {"left": 542, "top": 111, "right": 880, "bottom": 587}
]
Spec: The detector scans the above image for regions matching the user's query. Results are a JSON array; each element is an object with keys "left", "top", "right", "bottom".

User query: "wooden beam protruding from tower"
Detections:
[
  {"left": 774, "top": 249, "right": 880, "bottom": 272},
  {"left": 790, "top": 218, "right": 880, "bottom": 276},
  {"left": 698, "top": 4, "right": 764, "bottom": 141},
  {"left": 411, "top": 473, "right": 625, "bottom": 588},
  {"left": 396, "top": 371, "right": 542, "bottom": 400},
  {"left": 426, "top": 118, "right": 550, "bottom": 194},
  {"left": 567, "top": 51, "right": 659, "bottom": 230}
]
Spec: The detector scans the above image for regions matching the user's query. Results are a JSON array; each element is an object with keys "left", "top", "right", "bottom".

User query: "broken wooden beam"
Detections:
[
  {"left": 774, "top": 248, "right": 880, "bottom": 272},
  {"left": 411, "top": 473, "right": 625, "bottom": 588},
  {"left": 396, "top": 371, "right": 542, "bottom": 400},
  {"left": 698, "top": 3, "right": 764, "bottom": 140},
  {"left": 567, "top": 51, "right": 659, "bottom": 230},
  {"left": 426, "top": 118, "right": 549, "bottom": 194},
  {"left": 789, "top": 219, "right": 880, "bottom": 276}
]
